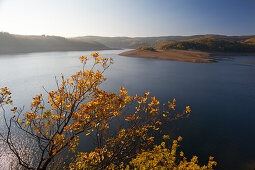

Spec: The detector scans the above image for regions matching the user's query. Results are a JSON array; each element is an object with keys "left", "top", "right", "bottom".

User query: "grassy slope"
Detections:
[{"left": 119, "top": 49, "right": 215, "bottom": 63}]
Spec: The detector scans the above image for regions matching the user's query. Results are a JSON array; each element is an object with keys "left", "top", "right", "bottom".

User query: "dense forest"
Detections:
[
  {"left": 136, "top": 46, "right": 157, "bottom": 51},
  {"left": 157, "top": 37, "right": 255, "bottom": 52}
]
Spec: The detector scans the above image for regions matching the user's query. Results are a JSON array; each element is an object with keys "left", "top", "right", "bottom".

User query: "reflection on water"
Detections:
[
  {"left": 0, "top": 141, "right": 16, "bottom": 169},
  {"left": 0, "top": 130, "right": 38, "bottom": 169},
  {"left": 0, "top": 50, "right": 255, "bottom": 169}
]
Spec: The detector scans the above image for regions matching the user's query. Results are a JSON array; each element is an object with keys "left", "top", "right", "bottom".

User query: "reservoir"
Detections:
[{"left": 0, "top": 50, "right": 255, "bottom": 169}]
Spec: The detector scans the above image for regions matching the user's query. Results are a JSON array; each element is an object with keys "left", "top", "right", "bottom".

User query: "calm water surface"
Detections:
[{"left": 0, "top": 50, "right": 255, "bottom": 169}]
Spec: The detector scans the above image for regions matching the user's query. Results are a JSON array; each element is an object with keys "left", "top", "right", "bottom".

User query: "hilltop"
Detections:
[
  {"left": 244, "top": 37, "right": 255, "bottom": 44},
  {"left": 76, "top": 34, "right": 255, "bottom": 49},
  {"left": 158, "top": 36, "right": 255, "bottom": 52},
  {"left": 75, "top": 35, "right": 202, "bottom": 49},
  {"left": 0, "top": 32, "right": 110, "bottom": 55},
  {"left": 1, "top": 33, "right": 255, "bottom": 56}
]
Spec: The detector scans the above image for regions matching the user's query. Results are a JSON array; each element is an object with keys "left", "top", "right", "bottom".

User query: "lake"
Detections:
[{"left": 0, "top": 50, "right": 255, "bottom": 169}]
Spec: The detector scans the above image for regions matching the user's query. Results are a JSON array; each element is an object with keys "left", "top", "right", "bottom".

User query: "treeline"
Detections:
[
  {"left": 75, "top": 36, "right": 197, "bottom": 49},
  {"left": 136, "top": 46, "right": 157, "bottom": 51},
  {"left": 75, "top": 35, "right": 255, "bottom": 49},
  {"left": 158, "top": 38, "right": 255, "bottom": 52}
]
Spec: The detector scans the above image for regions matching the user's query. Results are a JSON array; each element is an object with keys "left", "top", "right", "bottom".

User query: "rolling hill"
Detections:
[
  {"left": 1, "top": 32, "right": 255, "bottom": 55},
  {"left": 244, "top": 37, "right": 255, "bottom": 44},
  {"left": 76, "top": 35, "right": 255, "bottom": 49},
  {"left": 75, "top": 35, "right": 202, "bottom": 49},
  {"left": 0, "top": 32, "right": 110, "bottom": 55},
  {"left": 157, "top": 36, "right": 255, "bottom": 52}
]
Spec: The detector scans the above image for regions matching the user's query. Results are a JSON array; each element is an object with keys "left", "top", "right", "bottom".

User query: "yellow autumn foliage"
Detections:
[{"left": 0, "top": 53, "right": 215, "bottom": 170}]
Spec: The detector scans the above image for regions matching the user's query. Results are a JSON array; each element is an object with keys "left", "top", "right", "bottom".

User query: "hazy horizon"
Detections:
[
  {"left": 1, "top": 0, "right": 255, "bottom": 37},
  {"left": 2, "top": 32, "right": 255, "bottom": 38}
]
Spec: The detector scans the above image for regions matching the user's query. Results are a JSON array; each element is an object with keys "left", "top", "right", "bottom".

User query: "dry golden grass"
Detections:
[{"left": 119, "top": 49, "right": 215, "bottom": 63}]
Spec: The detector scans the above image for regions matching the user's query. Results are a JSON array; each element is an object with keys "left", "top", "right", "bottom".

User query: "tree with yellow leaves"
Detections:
[{"left": 0, "top": 52, "right": 216, "bottom": 169}]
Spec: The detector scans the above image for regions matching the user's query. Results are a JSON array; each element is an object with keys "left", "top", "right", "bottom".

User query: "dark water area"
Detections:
[{"left": 0, "top": 50, "right": 255, "bottom": 169}]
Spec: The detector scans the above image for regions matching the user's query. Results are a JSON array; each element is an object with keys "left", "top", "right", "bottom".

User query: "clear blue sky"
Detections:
[{"left": 0, "top": 0, "right": 254, "bottom": 37}]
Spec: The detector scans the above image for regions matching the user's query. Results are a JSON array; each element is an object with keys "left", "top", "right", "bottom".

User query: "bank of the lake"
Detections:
[{"left": 119, "top": 49, "right": 255, "bottom": 63}]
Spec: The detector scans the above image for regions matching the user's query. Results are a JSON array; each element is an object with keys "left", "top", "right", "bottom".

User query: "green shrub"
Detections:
[{"left": 137, "top": 46, "right": 157, "bottom": 51}]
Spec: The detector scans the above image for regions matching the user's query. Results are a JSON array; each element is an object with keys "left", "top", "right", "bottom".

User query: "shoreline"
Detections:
[
  {"left": 0, "top": 48, "right": 122, "bottom": 56},
  {"left": 119, "top": 49, "right": 255, "bottom": 63}
]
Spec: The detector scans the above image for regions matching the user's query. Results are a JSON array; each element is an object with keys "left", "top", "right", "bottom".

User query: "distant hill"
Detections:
[
  {"left": 75, "top": 35, "right": 202, "bottom": 49},
  {"left": 194, "top": 35, "right": 255, "bottom": 41},
  {"left": 120, "top": 35, "right": 255, "bottom": 63},
  {"left": 0, "top": 32, "right": 110, "bottom": 55},
  {"left": 76, "top": 35, "right": 255, "bottom": 49},
  {"left": 244, "top": 37, "right": 255, "bottom": 44},
  {"left": 158, "top": 36, "right": 255, "bottom": 53},
  {"left": 1, "top": 33, "right": 255, "bottom": 55}
]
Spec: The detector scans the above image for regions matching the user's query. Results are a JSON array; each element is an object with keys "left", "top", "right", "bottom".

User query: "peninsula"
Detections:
[
  {"left": 119, "top": 49, "right": 215, "bottom": 63},
  {"left": 119, "top": 35, "right": 255, "bottom": 63}
]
